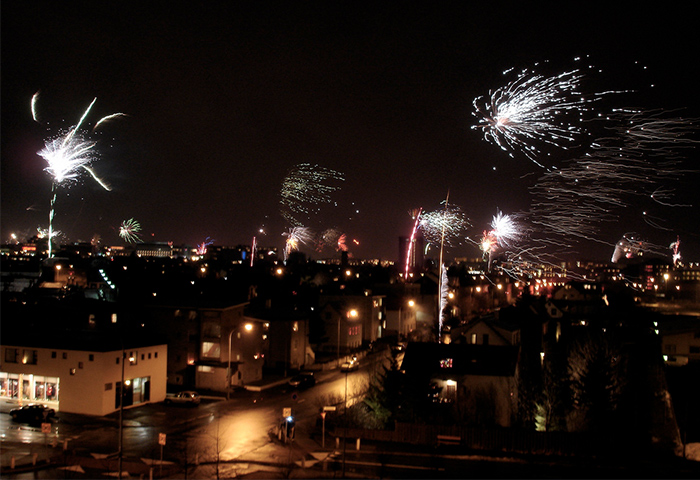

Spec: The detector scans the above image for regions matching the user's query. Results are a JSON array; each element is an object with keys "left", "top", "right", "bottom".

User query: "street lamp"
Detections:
[
  {"left": 398, "top": 299, "right": 415, "bottom": 342},
  {"left": 227, "top": 323, "right": 254, "bottom": 399},
  {"left": 339, "top": 309, "right": 358, "bottom": 362}
]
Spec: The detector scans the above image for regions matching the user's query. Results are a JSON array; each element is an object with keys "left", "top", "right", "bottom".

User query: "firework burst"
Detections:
[
  {"left": 478, "top": 211, "right": 526, "bottom": 271},
  {"left": 419, "top": 203, "right": 469, "bottom": 250},
  {"left": 282, "top": 226, "right": 314, "bottom": 261},
  {"left": 472, "top": 65, "right": 601, "bottom": 168},
  {"left": 34, "top": 94, "right": 123, "bottom": 256},
  {"left": 119, "top": 218, "right": 142, "bottom": 243},
  {"left": 280, "top": 164, "right": 344, "bottom": 226},
  {"left": 196, "top": 237, "right": 215, "bottom": 255}
]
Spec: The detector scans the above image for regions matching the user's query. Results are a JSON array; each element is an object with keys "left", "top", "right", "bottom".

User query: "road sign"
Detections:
[
  {"left": 323, "top": 405, "right": 336, "bottom": 412},
  {"left": 283, "top": 407, "right": 292, "bottom": 417},
  {"left": 158, "top": 433, "right": 166, "bottom": 446},
  {"left": 320, "top": 412, "right": 326, "bottom": 419},
  {"left": 41, "top": 422, "right": 51, "bottom": 434}
]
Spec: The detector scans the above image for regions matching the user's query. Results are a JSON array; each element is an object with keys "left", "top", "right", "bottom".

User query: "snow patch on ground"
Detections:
[{"left": 685, "top": 443, "right": 700, "bottom": 462}]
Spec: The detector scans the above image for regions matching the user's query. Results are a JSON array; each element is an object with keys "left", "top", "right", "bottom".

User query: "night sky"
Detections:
[{"left": 2, "top": 2, "right": 699, "bottom": 263}]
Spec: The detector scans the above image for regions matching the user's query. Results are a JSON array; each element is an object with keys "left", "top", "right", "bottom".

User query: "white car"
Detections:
[
  {"left": 340, "top": 360, "right": 359, "bottom": 372},
  {"left": 164, "top": 390, "right": 201, "bottom": 406}
]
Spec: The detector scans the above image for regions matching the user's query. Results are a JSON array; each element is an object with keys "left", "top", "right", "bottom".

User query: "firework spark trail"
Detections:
[
  {"left": 405, "top": 208, "right": 423, "bottom": 279},
  {"left": 650, "top": 187, "right": 693, "bottom": 207},
  {"left": 439, "top": 263, "right": 448, "bottom": 342},
  {"left": 528, "top": 108, "right": 699, "bottom": 253},
  {"left": 605, "top": 108, "right": 700, "bottom": 158},
  {"left": 31, "top": 92, "right": 40, "bottom": 123},
  {"left": 119, "top": 218, "right": 142, "bottom": 243},
  {"left": 282, "top": 226, "right": 314, "bottom": 261},
  {"left": 280, "top": 164, "right": 345, "bottom": 227},
  {"left": 670, "top": 236, "right": 681, "bottom": 266},
  {"left": 93, "top": 113, "right": 129, "bottom": 131}
]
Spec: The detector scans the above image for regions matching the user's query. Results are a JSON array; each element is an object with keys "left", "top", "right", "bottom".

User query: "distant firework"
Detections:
[
  {"left": 336, "top": 233, "right": 348, "bottom": 252},
  {"left": 196, "top": 237, "right": 214, "bottom": 255},
  {"left": 611, "top": 233, "right": 646, "bottom": 263},
  {"left": 282, "top": 226, "right": 314, "bottom": 261},
  {"left": 316, "top": 228, "right": 342, "bottom": 253},
  {"left": 479, "top": 211, "right": 525, "bottom": 271},
  {"left": 670, "top": 236, "right": 681, "bottom": 267},
  {"left": 489, "top": 211, "right": 523, "bottom": 248},
  {"left": 419, "top": 203, "right": 469, "bottom": 249},
  {"left": 119, "top": 218, "right": 142, "bottom": 243},
  {"left": 280, "top": 163, "right": 344, "bottom": 226}
]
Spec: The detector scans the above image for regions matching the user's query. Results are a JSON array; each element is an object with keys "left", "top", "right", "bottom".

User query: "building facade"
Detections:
[{"left": 1, "top": 342, "right": 167, "bottom": 416}]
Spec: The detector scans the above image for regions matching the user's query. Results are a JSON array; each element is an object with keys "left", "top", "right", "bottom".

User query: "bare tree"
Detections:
[{"left": 567, "top": 330, "right": 627, "bottom": 432}]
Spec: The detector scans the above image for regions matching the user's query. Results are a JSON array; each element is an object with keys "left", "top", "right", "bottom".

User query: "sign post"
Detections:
[
  {"left": 158, "top": 433, "right": 166, "bottom": 476},
  {"left": 42, "top": 422, "right": 51, "bottom": 447},
  {"left": 322, "top": 406, "right": 335, "bottom": 449}
]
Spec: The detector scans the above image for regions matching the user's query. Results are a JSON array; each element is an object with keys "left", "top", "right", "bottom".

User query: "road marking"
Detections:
[{"left": 342, "top": 459, "right": 445, "bottom": 471}]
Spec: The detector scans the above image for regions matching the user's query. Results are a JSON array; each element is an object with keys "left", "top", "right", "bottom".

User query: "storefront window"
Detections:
[
  {"left": 46, "top": 379, "right": 58, "bottom": 401},
  {"left": 35, "top": 380, "right": 45, "bottom": 400}
]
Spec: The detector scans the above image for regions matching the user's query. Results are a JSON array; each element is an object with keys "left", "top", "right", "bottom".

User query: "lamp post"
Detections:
[
  {"left": 227, "top": 328, "right": 235, "bottom": 400},
  {"left": 227, "top": 323, "right": 253, "bottom": 400},
  {"left": 118, "top": 347, "right": 125, "bottom": 479},
  {"left": 342, "top": 368, "right": 348, "bottom": 477}
]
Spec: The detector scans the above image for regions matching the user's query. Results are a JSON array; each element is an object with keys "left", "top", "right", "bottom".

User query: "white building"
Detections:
[{"left": 1, "top": 341, "right": 167, "bottom": 416}]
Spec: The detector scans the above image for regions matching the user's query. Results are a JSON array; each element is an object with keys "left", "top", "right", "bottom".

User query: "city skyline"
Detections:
[{"left": 2, "top": 3, "right": 699, "bottom": 264}]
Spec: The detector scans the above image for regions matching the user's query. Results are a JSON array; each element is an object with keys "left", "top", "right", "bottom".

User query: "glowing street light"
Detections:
[{"left": 227, "top": 323, "right": 255, "bottom": 399}]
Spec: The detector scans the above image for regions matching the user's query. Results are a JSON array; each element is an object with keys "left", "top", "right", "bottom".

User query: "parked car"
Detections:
[
  {"left": 340, "top": 360, "right": 359, "bottom": 372},
  {"left": 9, "top": 404, "right": 56, "bottom": 423},
  {"left": 288, "top": 372, "right": 316, "bottom": 389},
  {"left": 164, "top": 390, "right": 201, "bottom": 406}
]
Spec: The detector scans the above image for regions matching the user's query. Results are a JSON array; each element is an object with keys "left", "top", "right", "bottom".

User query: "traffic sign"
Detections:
[
  {"left": 323, "top": 406, "right": 336, "bottom": 412},
  {"left": 158, "top": 433, "right": 166, "bottom": 446},
  {"left": 41, "top": 422, "right": 51, "bottom": 434},
  {"left": 283, "top": 407, "right": 292, "bottom": 417}
]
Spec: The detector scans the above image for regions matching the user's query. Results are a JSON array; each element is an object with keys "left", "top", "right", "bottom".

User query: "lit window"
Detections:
[{"left": 202, "top": 342, "right": 221, "bottom": 358}]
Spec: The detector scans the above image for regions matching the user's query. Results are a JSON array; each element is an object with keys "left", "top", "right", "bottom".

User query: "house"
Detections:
[
  {"left": 384, "top": 296, "right": 418, "bottom": 341},
  {"left": 318, "top": 285, "right": 386, "bottom": 350},
  {"left": 318, "top": 301, "right": 364, "bottom": 357},
  {"left": 1, "top": 331, "right": 167, "bottom": 416},
  {"left": 400, "top": 342, "right": 520, "bottom": 427},
  {"left": 247, "top": 309, "right": 314, "bottom": 372},
  {"left": 657, "top": 315, "right": 700, "bottom": 366},
  {"left": 450, "top": 315, "right": 521, "bottom": 346},
  {"left": 0, "top": 294, "right": 168, "bottom": 416},
  {"left": 146, "top": 302, "right": 265, "bottom": 392}
]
